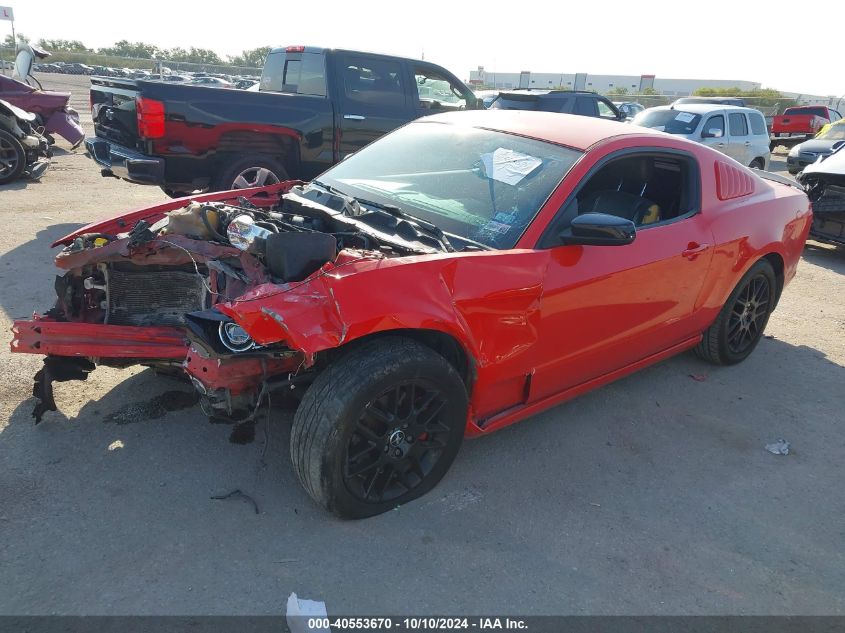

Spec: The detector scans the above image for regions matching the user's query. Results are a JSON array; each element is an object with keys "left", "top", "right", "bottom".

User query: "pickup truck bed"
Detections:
[{"left": 770, "top": 105, "right": 842, "bottom": 150}]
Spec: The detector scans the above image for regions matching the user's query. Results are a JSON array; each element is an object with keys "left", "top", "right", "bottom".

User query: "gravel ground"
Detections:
[{"left": 0, "top": 74, "right": 843, "bottom": 616}]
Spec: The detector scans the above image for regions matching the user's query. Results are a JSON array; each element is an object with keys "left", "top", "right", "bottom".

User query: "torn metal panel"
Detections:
[{"left": 219, "top": 250, "right": 550, "bottom": 416}]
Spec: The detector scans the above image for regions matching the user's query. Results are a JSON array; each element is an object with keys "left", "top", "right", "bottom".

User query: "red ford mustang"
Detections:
[{"left": 11, "top": 111, "right": 811, "bottom": 518}]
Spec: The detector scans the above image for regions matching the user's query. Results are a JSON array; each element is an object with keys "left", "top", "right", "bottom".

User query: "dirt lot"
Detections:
[{"left": 1, "top": 74, "right": 843, "bottom": 615}]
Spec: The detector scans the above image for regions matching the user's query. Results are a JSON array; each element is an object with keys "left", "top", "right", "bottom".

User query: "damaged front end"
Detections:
[
  {"left": 11, "top": 181, "right": 446, "bottom": 423},
  {"left": 799, "top": 146, "right": 845, "bottom": 246},
  {"left": 0, "top": 98, "right": 52, "bottom": 184}
]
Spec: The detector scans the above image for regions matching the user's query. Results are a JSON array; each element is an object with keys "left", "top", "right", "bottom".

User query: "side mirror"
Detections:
[
  {"left": 13, "top": 48, "right": 34, "bottom": 83},
  {"left": 702, "top": 128, "right": 723, "bottom": 139},
  {"left": 558, "top": 213, "right": 636, "bottom": 246}
]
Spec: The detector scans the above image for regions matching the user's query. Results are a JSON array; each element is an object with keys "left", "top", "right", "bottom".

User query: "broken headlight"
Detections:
[
  {"left": 226, "top": 215, "right": 272, "bottom": 253},
  {"left": 218, "top": 321, "right": 255, "bottom": 353}
]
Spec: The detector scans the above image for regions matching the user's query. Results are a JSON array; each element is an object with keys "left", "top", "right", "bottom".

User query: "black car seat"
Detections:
[{"left": 579, "top": 190, "right": 661, "bottom": 226}]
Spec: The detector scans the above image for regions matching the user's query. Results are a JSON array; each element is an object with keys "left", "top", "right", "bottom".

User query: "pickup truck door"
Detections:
[
  {"left": 410, "top": 64, "right": 475, "bottom": 117},
  {"left": 333, "top": 54, "right": 415, "bottom": 159}
]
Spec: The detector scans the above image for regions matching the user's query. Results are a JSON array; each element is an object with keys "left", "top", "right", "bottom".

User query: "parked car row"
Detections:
[{"left": 31, "top": 60, "right": 261, "bottom": 86}]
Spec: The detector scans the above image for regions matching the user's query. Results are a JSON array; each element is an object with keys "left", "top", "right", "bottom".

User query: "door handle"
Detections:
[
  {"left": 343, "top": 114, "right": 366, "bottom": 120},
  {"left": 744, "top": 141, "right": 752, "bottom": 145},
  {"left": 716, "top": 142, "right": 725, "bottom": 147},
  {"left": 682, "top": 243, "right": 711, "bottom": 260}
]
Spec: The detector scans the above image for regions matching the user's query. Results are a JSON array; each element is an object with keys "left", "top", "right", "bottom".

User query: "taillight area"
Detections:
[{"left": 136, "top": 96, "right": 165, "bottom": 139}]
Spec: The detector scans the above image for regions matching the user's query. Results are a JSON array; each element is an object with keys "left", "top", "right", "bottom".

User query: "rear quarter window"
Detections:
[{"left": 749, "top": 112, "right": 767, "bottom": 135}]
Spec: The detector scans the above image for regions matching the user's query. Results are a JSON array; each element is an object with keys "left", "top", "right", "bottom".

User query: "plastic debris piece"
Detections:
[
  {"left": 286, "top": 592, "right": 329, "bottom": 633},
  {"left": 107, "top": 440, "right": 124, "bottom": 451},
  {"left": 689, "top": 374, "right": 708, "bottom": 382},
  {"left": 765, "top": 439, "right": 790, "bottom": 455}
]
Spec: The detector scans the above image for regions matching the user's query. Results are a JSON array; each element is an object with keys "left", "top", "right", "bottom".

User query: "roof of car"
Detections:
[
  {"left": 650, "top": 104, "right": 761, "bottom": 115},
  {"left": 498, "top": 89, "right": 599, "bottom": 98},
  {"left": 420, "top": 110, "right": 650, "bottom": 151}
]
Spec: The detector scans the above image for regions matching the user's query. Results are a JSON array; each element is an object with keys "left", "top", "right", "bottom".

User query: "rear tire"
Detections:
[
  {"left": 213, "top": 154, "right": 288, "bottom": 192},
  {"left": 695, "top": 259, "right": 776, "bottom": 365},
  {"left": 0, "top": 130, "right": 26, "bottom": 184},
  {"left": 749, "top": 158, "right": 765, "bottom": 170},
  {"left": 290, "top": 337, "right": 468, "bottom": 519}
]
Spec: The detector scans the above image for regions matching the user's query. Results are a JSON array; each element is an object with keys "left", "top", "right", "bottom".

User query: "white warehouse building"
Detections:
[{"left": 468, "top": 67, "right": 761, "bottom": 96}]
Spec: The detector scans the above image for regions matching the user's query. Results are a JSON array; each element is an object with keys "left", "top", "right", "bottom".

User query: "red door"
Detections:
[{"left": 529, "top": 211, "right": 713, "bottom": 402}]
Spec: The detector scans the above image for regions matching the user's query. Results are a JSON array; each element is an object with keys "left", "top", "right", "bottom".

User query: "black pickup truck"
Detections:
[{"left": 86, "top": 46, "right": 479, "bottom": 196}]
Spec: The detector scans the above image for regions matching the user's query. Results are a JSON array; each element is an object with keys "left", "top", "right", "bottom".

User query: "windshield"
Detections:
[
  {"left": 316, "top": 121, "right": 582, "bottom": 249},
  {"left": 633, "top": 109, "right": 702, "bottom": 134}
]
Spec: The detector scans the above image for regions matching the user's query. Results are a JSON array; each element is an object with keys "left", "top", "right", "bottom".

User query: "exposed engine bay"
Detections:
[{"left": 20, "top": 182, "right": 465, "bottom": 425}]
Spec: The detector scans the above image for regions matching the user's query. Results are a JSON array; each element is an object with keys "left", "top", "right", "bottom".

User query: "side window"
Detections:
[
  {"left": 749, "top": 112, "right": 767, "bottom": 135},
  {"left": 343, "top": 57, "right": 406, "bottom": 108},
  {"left": 597, "top": 100, "right": 617, "bottom": 119},
  {"left": 831, "top": 110, "right": 842, "bottom": 122},
  {"left": 704, "top": 115, "right": 725, "bottom": 137},
  {"left": 575, "top": 97, "right": 598, "bottom": 116},
  {"left": 282, "top": 53, "right": 327, "bottom": 96},
  {"left": 414, "top": 67, "right": 468, "bottom": 111},
  {"left": 729, "top": 112, "right": 748, "bottom": 136},
  {"left": 537, "top": 97, "right": 572, "bottom": 114},
  {"left": 542, "top": 153, "right": 699, "bottom": 245}
]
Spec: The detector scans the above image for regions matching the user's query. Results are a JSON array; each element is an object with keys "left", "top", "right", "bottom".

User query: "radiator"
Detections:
[{"left": 107, "top": 265, "right": 207, "bottom": 327}]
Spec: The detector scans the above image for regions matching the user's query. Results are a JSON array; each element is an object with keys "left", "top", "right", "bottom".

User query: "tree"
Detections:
[
  {"left": 162, "top": 46, "right": 222, "bottom": 64},
  {"left": 607, "top": 87, "right": 628, "bottom": 96},
  {"left": 97, "top": 40, "right": 160, "bottom": 59},
  {"left": 640, "top": 87, "right": 659, "bottom": 95},
  {"left": 693, "top": 86, "right": 796, "bottom": 113},
  {"left": 228, "top": 46, "right": 271, "bottom": 68},
  {"left": 36, "top": 38, "right": 91, "bottom": 52},
  {"left": 3, "top": 33, "right": 28, "bottom": 48}
]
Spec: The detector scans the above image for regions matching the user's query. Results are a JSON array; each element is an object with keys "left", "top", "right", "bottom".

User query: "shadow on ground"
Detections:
[
  {"left": 803, "top": 241, "right": 845, "bottom": 274},
  {"left": 1, "top": 336, "right": 843, "bottom": 615},
  {"left": 0, "top": 223, "right": 83, "bottom": 320}
]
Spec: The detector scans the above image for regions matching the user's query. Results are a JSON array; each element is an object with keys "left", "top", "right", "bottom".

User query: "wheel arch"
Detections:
[
  {"left": 319, "top": 328, "right": 477, "bottom": 396},
  {"left": 761, "top": 251, "right": 785, "bottom": 306},
  {"left": 215, "top": 130, "right": 301, "bottom": 178}
]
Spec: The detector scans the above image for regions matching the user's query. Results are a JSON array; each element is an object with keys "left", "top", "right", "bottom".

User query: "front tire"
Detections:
[
  {"left": 291, "top": 337, "right": 468, "bottom": 519},
  {"left": 0, "top": 130, "right": 26, "bottom": 184},
  {"left": 695, "top": 259, "right": 776, "bottom": 365},
  {"left": 749, "top": 158, "right": 765, "bottom": 170}
]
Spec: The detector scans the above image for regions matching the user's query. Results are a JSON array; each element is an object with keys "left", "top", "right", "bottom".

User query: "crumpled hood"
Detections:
[{"left": 802, "top": 145, "right": 845, "bottom": 178}]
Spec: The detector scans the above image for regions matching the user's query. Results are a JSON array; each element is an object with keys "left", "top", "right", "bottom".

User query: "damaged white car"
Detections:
[{"left": 799, "top": 145, "right": 845, "bottom": 246}]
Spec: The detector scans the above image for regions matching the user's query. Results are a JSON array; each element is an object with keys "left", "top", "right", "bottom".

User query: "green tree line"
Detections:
[{"left": 2, "top": 33, "right": 270, "bottom": 68}]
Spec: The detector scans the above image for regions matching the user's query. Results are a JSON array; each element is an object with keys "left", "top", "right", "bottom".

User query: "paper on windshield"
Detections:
[
  {"left": 481, "top": 148, "right": 542, "bottom": 186},
  {"left": 675, "top": 112, "right": 696, "bottom": 123}
]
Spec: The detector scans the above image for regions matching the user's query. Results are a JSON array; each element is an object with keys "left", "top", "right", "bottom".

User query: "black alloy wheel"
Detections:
[
  {"left": 290, "top": 337, "right": 467, "bottom": 519},
  {"left": 726, "top": 273, "right": 771, "bottom": 355},
  {"left": 344, "top": 380, "right": 452, "bottom": 504},
  {"left": 695, "top": 259, "right": 777, "bottom": 365}
]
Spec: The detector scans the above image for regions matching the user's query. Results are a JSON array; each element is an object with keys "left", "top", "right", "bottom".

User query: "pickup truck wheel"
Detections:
[
  {"left": 0, "top": 130, "right": 26, "bottom": 184},
  {"left": 695, "top": 259, "right": 776, "bottom": 365},
  {"left": 214, "top": 155, "right": 288, "bottom": 191},
  {"left": 291, "top": 337, "right": 468, "bottom": 519}
]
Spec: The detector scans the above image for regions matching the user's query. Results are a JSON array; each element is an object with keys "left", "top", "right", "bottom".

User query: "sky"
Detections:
[{"left": 4, "top": 0, "right": 842, "bottom": 96}]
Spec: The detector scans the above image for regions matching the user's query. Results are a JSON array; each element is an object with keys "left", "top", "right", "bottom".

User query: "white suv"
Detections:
[{"left": 632, "top": 104, "right": 771, "bottom": 170}]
